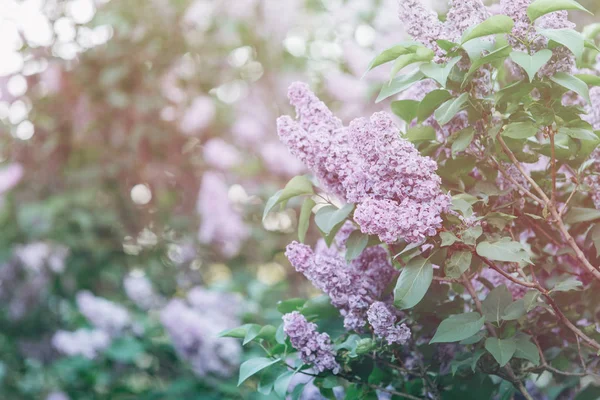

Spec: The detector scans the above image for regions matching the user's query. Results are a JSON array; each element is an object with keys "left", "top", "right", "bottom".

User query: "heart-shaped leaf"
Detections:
[
  {"left": 461, "top": 15, "right": 515, "bottom": 44},
  {"left": 527, "top": 0, "right": 591, "bottom": 22},
  {"left": 509, "top": 50, "right": 552, "bottom": 82}
]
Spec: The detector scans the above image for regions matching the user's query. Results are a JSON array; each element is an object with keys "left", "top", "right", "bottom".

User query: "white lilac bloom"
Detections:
[
  {"left": 52, "top": 329, "right": 111, "bottom": 359},
  {"left": 197, "top": 172, "right": 248, "bottom": 258},
  {"left": 76, "top": 291, "right": 131, "bottom": 335},
  {"left": 202, "top": 138, "right": 242, "bottom": 170},
  {"left": 160, "top": 293, "right": 241, "bottom": 377},
  {"left": 123, "top": 273, "right": 163, "bottom": 310}
]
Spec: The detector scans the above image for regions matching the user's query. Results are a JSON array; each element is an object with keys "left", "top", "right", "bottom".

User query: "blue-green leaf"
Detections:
[
  {"left": 394, "top": 256, "right": 433, "bottom": 309},
  {"left": 430, "top": 312, "right": 485, "bottom": 343},
  {"left": 527, "top": 0, "right": 591, "bottom": 22},
  {"left": 509, "top": 50, "right": 552, "bottom": 82},
  {"left": 461, "top": 15, "right": 515, "bottom": 44},
  {"left": 485, "top": 337, "right": 516, "bottom": 367},
  {"left": 238, "top": 358, "right": 280, "bottom": 386}
]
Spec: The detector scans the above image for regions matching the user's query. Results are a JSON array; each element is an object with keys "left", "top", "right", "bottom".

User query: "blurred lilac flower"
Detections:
[
  {"left": 76, "top": 291, "right": 131, "bottom": 335},
  {"left": 202, "top": 138, "right": 242, "bottom": 170},
  {"left": 197, "top": 171, "right": 248, "bottom": 258},
  {"left": 52, "top": 329, "right": 111, "bottom": 359}
]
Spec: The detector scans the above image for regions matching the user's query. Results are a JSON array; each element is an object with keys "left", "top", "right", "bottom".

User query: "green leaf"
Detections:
[
  {"left": 391, "top": 100, "right": 420, "bottom": 123},
  {"left": 539, "top": 28, "right": 584, "bottom": 61},
  {"left": 430, "top": 312, "right": 485, "bottom": 344},
  {"left": 509, "top": 50, "right": 552, "bottom": 82},
  {"left": 298, "top": 198, "right": 315, "bottom": 243},
  {"left": 419, "top": 56, "right": 462, "bottom": 87},
  {"left": 551, "top": 276, "right": 583, "bottom": 292},
  {"left": 314, "top": 203, "right": 354, "bottom": 235},
  {"left": 513, "top": 335, "right": 541, "bottom": 365},
  {"left": 345, "top": 230, "right": 369, "bottom": 262},
  {"left": 417, "top": 89, "right": 452, "bottom": 122},
  {"left": 576, "top": 74, "right": 600, "bottom": 86},
  {"left": 445, "top": 251, "right": 472, "bottom": 279},
  {"left": 435, "top": 93, "right": 469, "bottom": 126},
  {"left": 482, "top": 285, "right": 513, "bottom": 323},
  {"left": 263, "top": 176, "right": 314, "bottom": 221},
  {"left": 243, "top": 324, "right": 262, "bottom": 345},
  {"left": 365, "top": 42, "right": 421, "bottom": 72},
  {"left": 559, "top": 126, "right": 598, "bottom": 141},
  {"left": 441, "top": 231, "right": 460, "bottom": 247},
  {"left": 394, "top": 256, "right": 434, "bottom": 309},
  {"left": 277, "top": 298, "right": 306, "bottom": 314},
  {"left": 451, "top": 127, "right": 475, "bottom": 157},
  {"left": 404, "top": 125, "right": 436, "bottom": 142},
  {"left": 390, "top": 47, "right": 435, "bottom": 79},
  {"left": 476, "top": 239, "right": 531, "bottom": 263},
  {"left": 274, "top": 370, "right": 296, "bottom": 398},
  {"left": 462, "top": 225, "right": 483, "bottom": 246},
  {"left": 462, "top": 38, "right": 497, "bottom": 61},
  {"left": 376, "top": 70, "right": 425, "bottom": 103},
  {"left": 564, "top": 207, "right": 600, "bottom": 224},
  {"left": 502, "top": 121, "right": 539, "bottom": 139},
  {"left": 502, "top": 299, "right": 526, "bottom": 321},
  {"left": 523, "top": 291, "right": 540, "bottom": 312},
  {"left": 238, "top": 358, "right": 280, "bottom": 386},
  {"left": 464, "top": 45, "right": 512, "bottom": 84},
  {"left": 220, "top": 324, "right": 255, "bottom": 339},
  {"left": 460, "top": 330, "right": 487, "bottom": 345},
  {"left": 105, "top": 337, "right": 144, "bottom": 363},
  {"left": 462, "top": 15, "right": 515, "bottom": 44},
  {"left": 485, "top": 337, "right": 516, "bottom": 367},
  {"left": 527, "top": 0, "right": 591, "bottom": 22},
  {"left": 550, "top": 72, "right": 591, "bottom": 104}
]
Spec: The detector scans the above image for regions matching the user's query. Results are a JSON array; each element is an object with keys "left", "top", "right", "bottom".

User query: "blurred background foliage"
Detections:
[{"left": 1, "top": 0, "right": 600, "bottom": 399}]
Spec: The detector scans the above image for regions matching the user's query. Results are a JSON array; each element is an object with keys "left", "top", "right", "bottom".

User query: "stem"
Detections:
[
  {"left": 497, "top": 136, "right": 600, "bottom": 282},
  {"left": 549, "top": 128, "right": 557, "bottom": 206}
]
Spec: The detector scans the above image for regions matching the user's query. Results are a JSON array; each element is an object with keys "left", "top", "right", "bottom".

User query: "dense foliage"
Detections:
[{"left": 1, "top": 0, "right": 600, "bottom": 399}]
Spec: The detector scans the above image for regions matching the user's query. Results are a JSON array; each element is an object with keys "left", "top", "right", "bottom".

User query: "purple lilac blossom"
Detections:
[
  {"left": 278, "top": 83, "right": 450, "bottom": 244},
  {"left": 397, "top": 0, "right": 444, "bottom": 58},
  {"left": 197, "top": 171, "right": 249, "bottom": 258},
  {"left": 584, "top": 148, "right": 600, "bottom": 209},
  {"left": 282, "top": 311, "right": 340, "bottom": 373},
  {"left": 202, "top": 138, "right": 242, "bottom": 170},
  {"left": 52, "top": 329, "right": 111, "bottom": 359},
  {"left": 285, "top": 227, "right": 396, "bottom": 331},
  {"left": 501, "top": 0, "right": 575, "bottom": 77},
  {"left": 443, "top": 0, "right": 490, "bottom": 43},
  {"left": 76, "top": 291, "right": 131, "bottom": 335},
  {"left": 367, "top": 302, "right": 411, "bottom": 345},
  {"left": 124, "top": 273, "right": 163, "bottom": 310},
  {"left": 46, "top": 392, "right": 70, "bottom": 400},
  {"left": 178, "top": 96, "right": 216, "bottom": 135},
  {"left": 160, "top": 297, "right": 241, "bottom": 377},
  {"left": 0, "top": 163, "right": 23, "bottom": 194}
]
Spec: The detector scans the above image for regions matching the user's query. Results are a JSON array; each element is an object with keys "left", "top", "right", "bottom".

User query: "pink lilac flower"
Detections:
[
  {"left": 260, "top": 142, "right": 306, "bottom": 177},
  {"left": 397, "top": 0, "right": 444, "bottom": 57},
  {"left": 0, "top": 163, "right": 24, "bottom": 194},
  {"left": 282, "top": 311, "right": 340, "bottom": 374},
  {"left": 443, "top": 0, "right": 490, "bottom": 43},
  {"left": 52, "top": 329, "right": 111, "bottom": 359},
  {"left": 285, "top": 227, "right": 396, "bottom": 331},
  {"left": 179, "top": 96, "right": 216, "bottom": 135},
  {"left": 367, "top": 302, "right": 411, "bottom": 345},
  {"left": 197, "top": 172, "right": 248, "bottom": 258},
  {"left": 202, "top": 138, "right": 242, "bottom": 170},
  {"left": 124, "top": 273, "right": 163, "bottom": 310},
  {"left": 160, "top": 297, "right": 241, "bottom": 377},
  {"left": 76, "top": 291, "right": 131, "bottom": 335},
  {"left": 278, "top": 83, "right": 450, "bottom": 244}
]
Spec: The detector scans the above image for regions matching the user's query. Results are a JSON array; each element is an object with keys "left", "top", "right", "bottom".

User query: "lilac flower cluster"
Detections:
[
  {"left": 160, "top": 287, "right": 241, "bottom": 377},
  {"left": 203, "top": 138, "right": 242, "bottom": 170},
  {"left": 278, "top": 83, "right": 450, "bottom": 244},
  {"left": 76, "top": 291, "right": 131, "bottom": 335},
  {"left": 123, "top": 273, "right": 164, "bottom": 310},
  {"left": 52, "top": 329, "right": 110, "bottom": 359},
  {"left": 285, "top": 226, "right": 396, "bottom": 331},
  {"left": 501, "top": 0, "right": 575, "bottom": 77},
  {"left": 282, "top": 311, "right": 340, "bottom": 374},
  {"left": 197, "top": 171, "right": 249, "bottom": 258},
  {"left": 442, "top": 0, "right": 490, "bottom": 44},
  {"left": 397, "top": 0, "right": 444, "bottom": 57},
  {"left": 0, "top": 243, "right": 69, "bottom": 320},
  {"left": 367, "top": 302, "right": 411, "bottom": 345}
]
